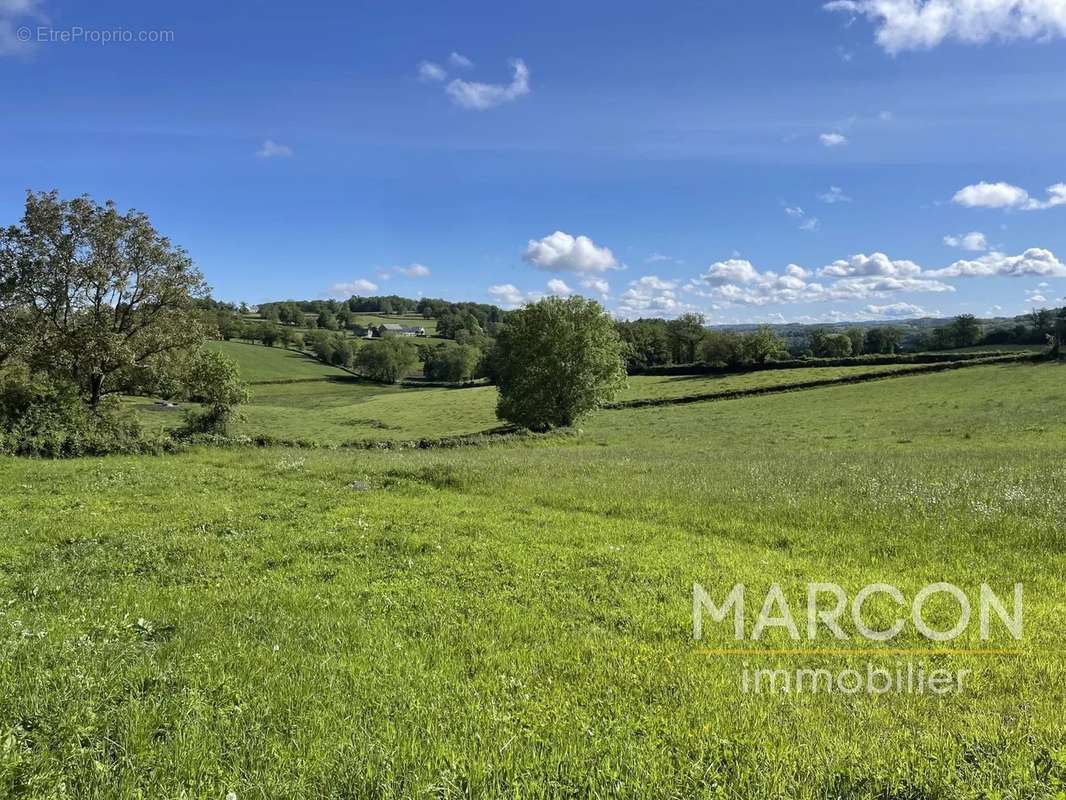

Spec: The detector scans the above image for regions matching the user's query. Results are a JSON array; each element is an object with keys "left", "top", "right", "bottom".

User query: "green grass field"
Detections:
[
  {"left": 1, "top": 361, "right": 1065, "bottom": 797},
  {"left": 205, "top": 340, "right": 351, "bottom": 383},
  {"left": 233, "top": 384, "right": 499, "bottom": 443},
  {"left": 349, "top": 312, "right": 438, "bottom": 335},
  {"left": 617, "top": 363, "right": 919, "bottom": 402},
  {"left": 153, "top": 351, "right": 980, "bottom": 446},
  {"left": 236, "top": 362, "right": 999, "bottom": 445},
  {"left": 924, "top": 344, "right": 1047, "bottom": 355}
]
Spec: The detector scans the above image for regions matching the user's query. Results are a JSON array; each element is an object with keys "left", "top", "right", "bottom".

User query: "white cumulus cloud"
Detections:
[
  {"left": 256, "top": 139, "right": 293, "bottom": 158},
  {"left": 487, "top": 283, "right": 528, "bottom": 309},
  {"left": 546, "top": 278, "right": 573, "bottom": 296},
  {"left": 863, "top": 302, "right": 930, "bottom": 318},
  {"left": 616, "top": 283, "right": 696, "bottom": 318},
  {"left": 327, "top": 278, "right": 378, "bottom": 298},
  {"left": 952, "top": 181, "right": 1066, "bottom": 210},
  {"left": 394, "top": 263, "right": 431, "bottom": 278},
  {"left": 825, "top": 0, "right": 1066, "bottom": 54},
  {"left": 449, "top": 52, "right": 473, "bottom": 69},
  {"left": 820, "top": 252, "right": 923, "bottom": 278},
  {"left": 702, "top": 259, "right": 763, "bottom": 286},
  {"left": 630, "top": 275, "right": 677, "bottom": 291},
  {"left": 943, "top": 231, "right": 988, "bottom": 251},
  {"left": 523, "top": 230, "right": 618, "bottom": 273},
  {"left": 581, "top": 277, "right": 610, "bottom": 296},
  {"left": 927, "top": 247, "right": 1066, "bottom": 278},
  {"left": 0, "top": 0, "right": 45, "bottom": 57},
  {"left": 819, "top": 186, "right": 852, "bottom": 204},
  {"left": 820, "top": 132, "right": 848, "bottom": 147},
  {"left": 694, "top": 253, "right": 958, "bottom": 309},
  {"left": 418, "top": 61, "right": 448, "bottom": 82},
  {"left": 697, "top": 260, "right": 829, "bottom": 306},
  {"left": 446, "top": 58, "right": 530, "bottom": 110}
]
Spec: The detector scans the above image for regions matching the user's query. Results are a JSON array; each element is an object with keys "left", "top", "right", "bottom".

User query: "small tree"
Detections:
[
  {"left": 1030, "top": 308, "right": 1054, "bottom": 339},
  {"left": 259, "top": 323, "right": 280, "bottom": 347},
  {"left": 312, "top": 335, "right": 336, "bottom": 364},
  {"left": 355, "top": 338, "right": 419, "bottom": 383},
  {"left": 180, "top": 349, "right": 249, "bottom": 434},
  {"left": 317, "top": 310, "right": 338, "bottom": 330},
  {"left": 494, "top": 297, "right": 626, "bottom": 431}
]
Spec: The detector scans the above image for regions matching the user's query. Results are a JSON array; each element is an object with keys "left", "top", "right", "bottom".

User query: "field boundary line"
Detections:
[
  {"left": 627, "top": 349, "right": 1036, "bottom": 377},
  {"left": 606, "top": 354, "right": 1045, "bottom": 410}
]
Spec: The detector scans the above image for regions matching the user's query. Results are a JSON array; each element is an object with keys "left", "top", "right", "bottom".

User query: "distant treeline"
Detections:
[
  {"left": 252, "top": 296, "right": 507, "bottom": 340},
  {"left": 629, "top": 350, "right": 1033, "bottom": 376},
  {"left": 615, "top": 310, "right": 1064, "bottom": 370},
  {"left": 196, "top": 295, "right": 1065, "bottom": 378}
]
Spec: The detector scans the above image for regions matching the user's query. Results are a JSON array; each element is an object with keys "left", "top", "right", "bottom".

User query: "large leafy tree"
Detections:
[
  {"left": 494, "top": 296, "right": 626, "bottom": 431},
  {"left": 949, "top": 314, "right": 982, "bottom": 348},
  {"left": 0, "top": 191, "right": 209, "bottom": 406},
  {"left": 423, "top": 342, "right": 480, "bottom": 383},
  {"left": 666, "top": 312, "right": 706, "bottom": 364},
  {"left": 355, "top": 338, "right": 419, "bottom": 383}
]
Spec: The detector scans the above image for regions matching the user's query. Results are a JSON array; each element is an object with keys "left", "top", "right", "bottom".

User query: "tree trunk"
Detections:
[{"left": 89, "top": 374, "right": 104, "bottom": 408}]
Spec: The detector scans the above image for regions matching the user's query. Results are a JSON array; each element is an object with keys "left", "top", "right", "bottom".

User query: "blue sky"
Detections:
[{"left": 2, "top": 0, "right": 1065, "bottom": 323}]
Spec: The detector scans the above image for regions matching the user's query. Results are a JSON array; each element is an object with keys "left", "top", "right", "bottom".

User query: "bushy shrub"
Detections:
[
  {"left": 0, "top": 366, "right": 162, "bottom": 457},
  {"left": 175, "top": 349, "right": 249, "bottom": 436}
]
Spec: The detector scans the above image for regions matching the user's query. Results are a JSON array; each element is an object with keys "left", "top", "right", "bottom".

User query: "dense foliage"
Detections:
[
  {"left": 178, "top": 349, "right": 251, "bottom": 434},
  {"left": 355, "top": 337, "right": 420, "bottom": 384},
  {"left": 0, "top": 364, "right": 158, "bottom": 457},
  {"left": 254, "top": 296, "right": 507, "bottom": 341},
  {"left": 422, "top": 342, "right": 480, "bottom": 383},
  {"left": 0, "top": 191, "right": 210, "bottom": 406},
  {"left": 0, "top": 192, "right": 248, "bottom": 455},
  {"left": 494, "top": 297, "right": 627, "bottom": 430}
]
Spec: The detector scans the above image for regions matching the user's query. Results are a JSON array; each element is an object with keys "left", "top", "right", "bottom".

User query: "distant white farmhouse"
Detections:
[{"left": 375, "top": 323, "right": 426, "bottom": 338}]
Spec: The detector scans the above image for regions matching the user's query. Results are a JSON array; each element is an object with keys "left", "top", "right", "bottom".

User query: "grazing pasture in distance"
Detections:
[
  {"left": 232, "top": 383, "right": 499, "bottom": 443},
  {"left": 617, "top": 363, "right": 919, "bottom": 402},
  {"left": 205, "top": 340, "right": 351, "bottom": 383},
  {"left": 1, "top": 361, "right": 1064, "bottom": 797},
  {"left": 160, "top": 353, "right": 1019, "bottom": 446},
  {"left": 350, "top": 312, "right": 439, "bottom": 335}
]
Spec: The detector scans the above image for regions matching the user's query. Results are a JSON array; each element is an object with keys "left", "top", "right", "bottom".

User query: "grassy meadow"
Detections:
[
  {"left": 1, "top": 360, "right": 1065, "bottom": 797},
  {"left": 349, "top": 312, "right": 439, "bottom": 335},
  {"left": 204, "top": 341, "right": 352, "bottom": 383},
  {"left": 144, "top": 342, "right": 997, "bottom": 447}
]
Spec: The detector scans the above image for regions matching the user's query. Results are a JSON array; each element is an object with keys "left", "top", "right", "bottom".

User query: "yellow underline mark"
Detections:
[{"left": 697, "top": 648, "right": 1024, "bottom": 656}]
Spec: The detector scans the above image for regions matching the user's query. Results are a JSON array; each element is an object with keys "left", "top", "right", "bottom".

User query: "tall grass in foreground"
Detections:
[{"left": 0, "top": 362, "right": 1064, "bottom": 798}]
